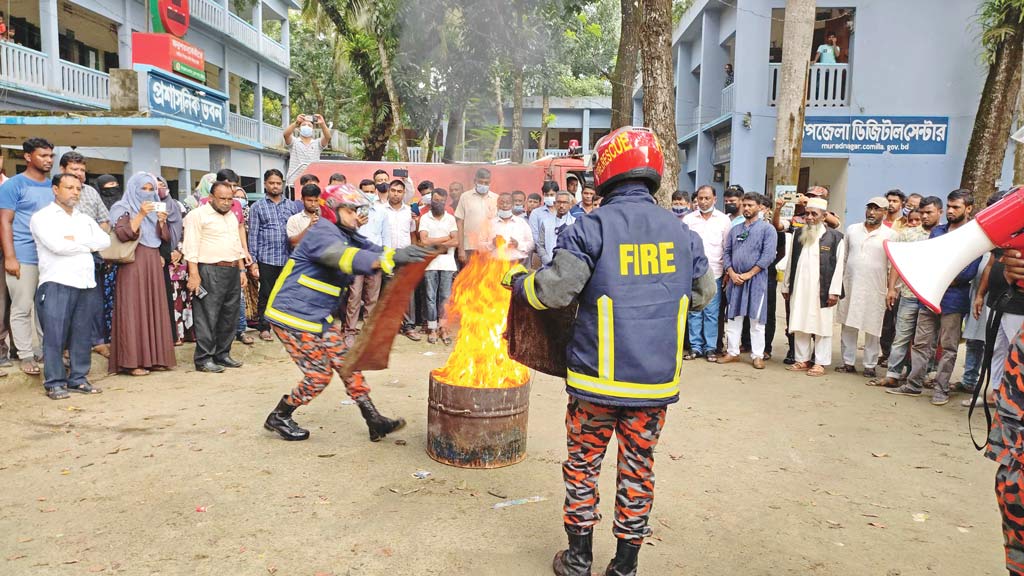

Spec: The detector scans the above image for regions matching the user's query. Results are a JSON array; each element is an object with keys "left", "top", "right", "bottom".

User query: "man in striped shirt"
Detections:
[{"left": 248, "top": 169, "right": 300, "bottom": 341}]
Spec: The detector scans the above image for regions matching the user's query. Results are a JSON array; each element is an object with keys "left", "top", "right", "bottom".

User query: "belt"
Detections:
[{"left": 204, "top": 261, "right": 240, "bottom": 268}]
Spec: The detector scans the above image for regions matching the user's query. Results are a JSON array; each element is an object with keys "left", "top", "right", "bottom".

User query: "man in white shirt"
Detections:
[
  {"left": 487, "top": 192, "right": 534, "bottom": 262},
  {"left": 454, "top": 168, "right": 498, "bottom": 265},
  {"left": 682, "top": 185, "right": 732, "bottom": 361},
  {"left": 418, "top": 188, "right": 458, "bottom": 345},
  {"left": 383, "top": 179, "right": 420, "bottom": 341},
  {"left": 342, "top": 179, "right": 389, "bottom": 345},
  {"left": 30, "top": 173, "right": 110, "bottom": 400},
  {"left": 286, "top": 184, "right": 322, "bottom": 247}
]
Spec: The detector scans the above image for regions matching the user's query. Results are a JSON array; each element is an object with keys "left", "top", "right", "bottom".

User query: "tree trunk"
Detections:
[
  {"left": 640, "top": 0, "right": 677, "bottom": 206},
  {"left": 771, "top": 0, "right": 815, "bottom": 188},
  {"left": 538, "top": 90, "right": 550, "bottom": 157},
  {"left": 1014, "top": 84, "right": 1024, "bottom": 185},
  {"left": 492, "top": 71, "right": 504, "bottom": 161},
  {"left": 611, "top": 0, "right": 641, "bottom": 129},
  {"left": 443, "top": 112, "right": 461, "bottom": 163},
  {"left": 962, "top": 7, "right": 1024, "bottom": 205},
  {"left": 511, "top": 64, "right": 525, "bottom": 163},
  {"left": 376, "top": 36, "right": 408, "bottom": 162}
]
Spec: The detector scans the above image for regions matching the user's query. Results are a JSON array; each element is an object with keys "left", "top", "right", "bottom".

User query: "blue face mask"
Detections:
[
  {"left": 497, "top": 209, "right": 513, "bottom": 219},
  {"left": 671, "top": 206, "right": 688, "bottom": 216},
  {"left": 235, "top": 196, "right": 248, "bottom": 208},
  {"left": 513, "top": 205, "right": 526, "bottom": 215},
  {"left": 544, "top": 196, "right": 556, "bottom": 207}
]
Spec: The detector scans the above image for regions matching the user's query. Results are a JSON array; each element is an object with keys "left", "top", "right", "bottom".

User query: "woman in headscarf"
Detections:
[
  {"left": 108, "top": 173, "right": 176, "bottom": 376},
  {"left": 95, "top": 174, "right": 123, "bottom": 344},
  {"left": 95, "top": 174, "right": 122, "bottom": 210},
  {"left": 183, "top": 173, "right": 216, "bottom": 212}
]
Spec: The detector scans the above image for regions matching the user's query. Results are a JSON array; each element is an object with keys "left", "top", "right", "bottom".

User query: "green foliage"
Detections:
[
  {"left": 673, "top": 0, "right": 696, "bottom": 27},
  {"left": 978, "top": 0, "right": 1024, "bottom": 62}
]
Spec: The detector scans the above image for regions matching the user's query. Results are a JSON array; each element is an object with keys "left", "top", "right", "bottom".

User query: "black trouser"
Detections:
[
  {"left": 193, "top": 264, "right": 241, "bottom": 366},
  {"left": 256, "top": 262, "right": 284, "bottom": 332},
  {"left": 37, "top": 282, "right": 94, "bottom": 391},
  {"left": 879, "top": 302, "right": 897, "bottom": 362}
]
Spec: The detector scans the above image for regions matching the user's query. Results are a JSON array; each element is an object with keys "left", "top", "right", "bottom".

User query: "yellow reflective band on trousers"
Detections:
[
  {"left": 338, "top": 247, "right": 359, "bottom": 274},
  {"left": 597, "top": 295, "right": 614, "bottom": 381},
  {"left": 297, "top": 274, "right": 342, "bottom": 296},
  {"left": 565, "top": 294, "right": 690, "bottom": 401},
  {"left": 524, "top": 273, "right": 548, "bottom": 310}
]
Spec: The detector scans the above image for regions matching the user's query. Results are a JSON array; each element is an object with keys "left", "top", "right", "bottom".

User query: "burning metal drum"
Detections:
[{"left": 426, "top": 372, "right": 531, "bottom": 469}]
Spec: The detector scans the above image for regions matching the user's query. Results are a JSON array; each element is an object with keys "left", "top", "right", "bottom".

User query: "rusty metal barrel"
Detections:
[{"left": 426, "top": 372, "right": 531, "bottom": 469}]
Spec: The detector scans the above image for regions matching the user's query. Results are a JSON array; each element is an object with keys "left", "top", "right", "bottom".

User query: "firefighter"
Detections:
[
  {"left": 503, "top": 127, "right": 713, "bottom": 576},
  {"left": 262, "top": 185, "right": 429, "bottom": 442}
]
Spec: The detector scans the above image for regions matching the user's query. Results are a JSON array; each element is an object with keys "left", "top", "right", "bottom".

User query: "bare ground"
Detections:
[{"left": 0, "top": 333, "right": 1007, "bottom": 576}]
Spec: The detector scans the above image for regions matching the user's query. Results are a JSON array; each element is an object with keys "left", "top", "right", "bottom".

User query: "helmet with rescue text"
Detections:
[{"left": 589, "top": 126, "right": 664, "bottom": 196}]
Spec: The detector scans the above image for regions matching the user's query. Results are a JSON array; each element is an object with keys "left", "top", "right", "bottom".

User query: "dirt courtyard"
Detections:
[{"left": 0, "top": 332, "right": 1009, "bottom": 576}]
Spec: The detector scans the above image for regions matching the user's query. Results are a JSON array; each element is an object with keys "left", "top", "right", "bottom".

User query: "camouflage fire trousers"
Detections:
[
  {"left": 273, "top": 324, "right": 370, "bottom": 406},
  {"left": 563, "top": 396, "right": 666, "bottom": 542},
  {"left": 997, "top": 464, "right": 1024, "bottom": 575}
]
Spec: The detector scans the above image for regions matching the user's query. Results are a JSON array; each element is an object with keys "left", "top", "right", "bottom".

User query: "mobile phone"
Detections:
[
  {"left": 393, "top": 168, "right": 409, "bottom": 178},
  {"left": 196, "top": 285, "right": 208, "bottom": 299},
  {"left": 152, "top": 201, "right": 167, "bottom": 213}
]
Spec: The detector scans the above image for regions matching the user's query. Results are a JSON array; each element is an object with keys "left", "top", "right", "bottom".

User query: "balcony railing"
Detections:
[
  {"left": 0, "top": 42, "right": 46, "bottom": 90},
  {"left": 261, "top": 122, "right": 283, "bottom": 148},
  {"left": 721, "top": 83, "right": 734, "bottom": 115},
  {"left": 261, "top": 37, "right": 289, "bottom": 69},
  {"left": 228, "top": 14, "right": 261, "bottom": 54},
  {"left": 404, "top": 147, "right": 569, "bottom": 164},
  {"left": 190, "top": 0, "right": 226, "bottom": 29},
  {"left": 229, "top": 112, "right": 260, "bottom": 142},
  {"left": 60, "top": 61, "right": 109, "bottom": 108},
  {"left": 768, "top": 63, "right": 849, "bottom": 107}
]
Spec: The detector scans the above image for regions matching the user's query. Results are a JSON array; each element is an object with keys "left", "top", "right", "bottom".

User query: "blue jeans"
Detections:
[
  {"left": 962, "top": 338, "right": 985, "bottom": 388},
  {"left": 424, "top": 270, "right": 455, "bottom": 330},
  {"left": 237, "top": 291, "right": 247, "bottom": 335},
  {"left": 36, "top": 282, "right": 95, "bottom": 390},
  {"left": 687, "top": 285, "right": 721, "bottom": 355}
]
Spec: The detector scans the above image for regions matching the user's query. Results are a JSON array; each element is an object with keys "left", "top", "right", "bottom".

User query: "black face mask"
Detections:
[
  {"left": 724, "top": 204, "right": 739, "bottom": 216},
  {"left": 431, "top": 200, "right": 446, "bottom": 215},
  {"left": 375, "top": 183, "right": 388, "bottom": 194}
]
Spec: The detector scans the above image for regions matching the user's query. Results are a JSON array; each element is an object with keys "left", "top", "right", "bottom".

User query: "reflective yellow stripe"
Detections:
[
  {"left": 297, "top": 274, "right": 342, "bottom": 297},
  {"left": 265, "top": 259, "right": 296, "bottom": 316},
  {"left": 524, "top": 273, "right": 548, "bottom": 310},
  {"left": 675, "top": 296, "right": 689, "bottom": 379},
  {"left": 597, "top": 295, "right": 614, "bottom": 381},
  {"left": 265, "top": 306, "right": 324, "bottom": 333},
  {"left": 566, "top": 370, "right": 679, "bottom": 399},
  {"left": 338, "top": 247, "right": 359, "bottom": 274}
]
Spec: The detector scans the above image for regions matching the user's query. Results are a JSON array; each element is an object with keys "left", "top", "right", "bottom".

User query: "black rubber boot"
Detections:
[
  {"left": 604, "top": 539, "right": 641, "bottom": 576},
  {"left": 552, "top": 529, "right": 593, "bottom": 576},
  {"left": 356, "top": 397, "right": 406, "bottom": 442},
  {"left": 264, "top": 395, "right": 310, "bottom": 441}
]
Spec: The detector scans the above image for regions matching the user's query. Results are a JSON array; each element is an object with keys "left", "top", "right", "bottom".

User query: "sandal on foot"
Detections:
[
  {"left": 68, "top": 382, "right": 102, "bottom": 394},
  {"left": 237, "top": 333, "right": 255, "bottom": 345},
  {"left": 705, "top": 353, "right": 718, "bottom": 363},
  {"left": 20, "top": 359, "right": 40, "bottom": 376},
  {"left": 863, "top": 368, "right": 878, "bottom": 378},
  {"left": 259, "top": 331, "right": 274, "bottom": 342},
  {"left": 834, "top": 364, "right": 857, "bottom": 374},
  {"left": 787, "top": 361, "right": 811, "bottom": 372},
  {"left": 806, "top": 365, "right": 826, "bottom": 377},
  {"left": 683, "top": 352, "right": 701, "bottom": 361},
  {"left": 866, "top": 377, "right": 899, "bottom": 387},
  {"left": 46, "top": 386, "right": 70, "bottom": 400},
  {"left": 129, "top": 368, "right": 150, "bottom": 377}
]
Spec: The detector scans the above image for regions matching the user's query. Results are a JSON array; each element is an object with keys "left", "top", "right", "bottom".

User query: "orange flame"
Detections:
[{"left": 432, "top": 250, "right": 531, "bottom": 389}]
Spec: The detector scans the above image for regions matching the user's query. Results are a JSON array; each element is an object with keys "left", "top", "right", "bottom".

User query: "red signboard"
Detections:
[
  {"left": 152, "top": 0, "right": 190, "bottom": 38},
  {"left": 133, "top": 32, "right": 206, "bottom": 83}
]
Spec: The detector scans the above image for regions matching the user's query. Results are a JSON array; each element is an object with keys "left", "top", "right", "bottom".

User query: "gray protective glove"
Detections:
[{"left": 393, "top": 244, "right": 432, "bottom": 266}]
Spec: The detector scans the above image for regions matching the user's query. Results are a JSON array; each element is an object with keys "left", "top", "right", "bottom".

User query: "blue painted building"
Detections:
[
  {"left": 637, "top": 0, "right": 1013, "bottom": 222},
  {"left": 0, "top": 0, "right": 307, "bottom": 196}
]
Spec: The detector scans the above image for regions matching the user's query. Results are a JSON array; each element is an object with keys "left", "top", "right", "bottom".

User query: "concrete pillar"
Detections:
[
  {"left": 695, "top": 10, "right": 725, "bottom": 196},
  {"left": 255, "top": 154, "right": 264, "bottom": 196},
  {"left": 117, "top": 0, "right": 132, "bottom": 67},
  {"left": 40, "top": 0, "right": 61, "bottom": 91},
  {"left": 441, "top": 115, "right": 449, "bottom": 148},
  {"left": 632, "top": 97, "right": 643, "bottom": 125},
  {"left": 209, "top": 145, "right": 232, "bottom": 172},
  {"left": 254, "top": 64, "right": 264, "bottom": 125},
  {"left": 281, "top": 17, "right": 290, "bottom": 46},
  {"left": 221, "top": 45, "right": 230, "bottom": 93},
  {"left": 129, "top": 130, "right": 161, "bottom": 176},
  {"left": 581, "top": 109, "right": 591, "bottom": 155},
  {"left": 282, "top": 90, "right": 290, "bottom": 128}
]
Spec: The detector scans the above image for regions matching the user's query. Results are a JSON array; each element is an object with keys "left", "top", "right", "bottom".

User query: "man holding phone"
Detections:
[
  {"left": 283, "top": 113, "right": 331, "bottom": 197},
  {"left": 182, "top": 180, "right": 247, "bottom": 373}
]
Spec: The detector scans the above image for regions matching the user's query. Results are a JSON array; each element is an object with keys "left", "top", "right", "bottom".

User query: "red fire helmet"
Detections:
[{"left": 590, "top": 126, "right": 664, "bottom": 195}]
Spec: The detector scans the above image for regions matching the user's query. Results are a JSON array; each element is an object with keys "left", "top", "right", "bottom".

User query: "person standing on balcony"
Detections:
[
  {"left": 814, "top": 32, "right": 840, "bottom": 64},
  {"left": 724, "top": 63, "right": 734, "bottom": 87},
  {"left": 248, "top": 169, "right": 300, "bottom": 342},
  {"left": 0, "top": 138, "right": 56, "bottom": 376},
  {"left": 283, "top": 113, "right": 331, "bottom": 197}
]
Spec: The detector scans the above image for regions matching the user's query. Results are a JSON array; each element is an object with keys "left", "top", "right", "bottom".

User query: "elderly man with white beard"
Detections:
[
  {"left": 835, "top": 197, "right": 893, "bottom": 378},
  {"left": 782, "top": 198, "right": 846, "bottom": 377}
]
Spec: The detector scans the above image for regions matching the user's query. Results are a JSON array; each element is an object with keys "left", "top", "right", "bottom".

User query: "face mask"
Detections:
[
  {"left": 497, "top": 209, "right": 513, "bottom": 220},
  {"left": 298, "top": 125, "right": 314, "bottom": 138},
  {"left": 420, "top": 194, "right": 431, "bottom": 206},
  {"left": 235, "top": 196, "right": 248, "bottom": 208},
  {"left": 544, "top": 196, "right": 556, "bottom": 207},
  {"left": 375, "top": 182, "right": 388, "bottom": 194},
  {"left": 724, "top": 204, "right": 739, "bottom": 216},
  {"left": 363, "top": 192, "right": 377, "bottom": 203},
  {"left": 699, "top": 205, "right": 714, "bottom": 214},
  {"left": 902, "top": 206, "right": 912, "bottom": 217},
  {"left": 513, "top": 205, "right": 526, "bottom": 215},
  {"left": 431, "top": 200, "right": 446, "bottom": 214},
  {"left": 475, "top": 184, "right": 489, "bottom": 195},
  {"left": 671, "top": 206, "right": 688, "bottom": 216}
]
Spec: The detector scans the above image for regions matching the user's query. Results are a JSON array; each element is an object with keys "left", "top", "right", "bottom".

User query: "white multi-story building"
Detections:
[{"left": 0, "top": 0, "right": 309, "bottom": 196}]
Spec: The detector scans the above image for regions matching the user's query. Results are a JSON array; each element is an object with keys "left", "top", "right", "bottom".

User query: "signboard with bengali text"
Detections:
[
  {"left": 133, "top": 33, "right": 206, "bottom": 82},
  {"left": 802, "top": 116, "right": 949, "bottom": 155},
  {"left": 146, "top": 69, "right": 226, "bottom": 132}
]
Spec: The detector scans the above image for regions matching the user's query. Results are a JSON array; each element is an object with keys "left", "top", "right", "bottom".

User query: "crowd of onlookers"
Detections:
[{"left": 2, "top": 129, "right": 1009, "bottom": 407}]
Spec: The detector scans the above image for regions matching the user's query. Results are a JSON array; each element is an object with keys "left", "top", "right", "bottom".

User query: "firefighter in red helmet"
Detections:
[{"left": 503, "top": 127, "right": 714, "bottom": 575}]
